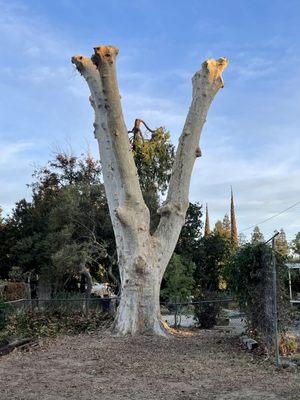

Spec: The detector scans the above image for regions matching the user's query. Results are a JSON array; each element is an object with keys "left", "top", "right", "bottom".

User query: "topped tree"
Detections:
[
  {"left": 230, "top": 186, "right": 238, "bottom": 247},
  {"left": 72, "top": 45, "right": 228, "bottom": 336}
]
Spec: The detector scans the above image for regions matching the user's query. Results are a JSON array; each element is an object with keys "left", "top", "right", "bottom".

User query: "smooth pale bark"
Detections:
[{"left": 72, "top": 46, "right": 227, "bottom": 336}]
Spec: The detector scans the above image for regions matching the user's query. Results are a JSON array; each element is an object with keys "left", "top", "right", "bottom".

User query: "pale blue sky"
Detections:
[{"left": 0, "top": 0, "right": 300, "bottom": 240}]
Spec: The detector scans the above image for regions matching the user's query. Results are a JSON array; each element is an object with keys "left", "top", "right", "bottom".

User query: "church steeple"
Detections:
[
  {"left": 204, "top": 203, "right": 211, "bottom": 237},
  {"left": 230, "top": 187, "right": 238, "bottom": 247}
]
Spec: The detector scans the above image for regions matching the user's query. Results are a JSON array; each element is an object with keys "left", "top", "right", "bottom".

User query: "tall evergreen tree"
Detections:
[
  {"left": 204, "top": 203, "right": 211, "bottom": 237},
  {"left": 230, "top": 187, "right": 238, "bottom": 247}
]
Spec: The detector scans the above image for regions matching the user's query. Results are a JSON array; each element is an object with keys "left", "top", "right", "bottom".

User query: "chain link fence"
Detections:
[
  {"left": 161, "top": 298, "right": 246, "bottom": 334},
  {"left": 1, "top": 275, "right": 299, "bottom": 367}
]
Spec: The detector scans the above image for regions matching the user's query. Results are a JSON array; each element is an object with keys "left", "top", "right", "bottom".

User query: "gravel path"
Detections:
[{"left": 0, "top": 329, "right": 299, "bottom": 399}]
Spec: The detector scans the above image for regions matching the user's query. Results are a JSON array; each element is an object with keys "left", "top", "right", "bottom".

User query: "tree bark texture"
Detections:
[{"left": 72, "top": 45, "right": 227, "bottom": 335}]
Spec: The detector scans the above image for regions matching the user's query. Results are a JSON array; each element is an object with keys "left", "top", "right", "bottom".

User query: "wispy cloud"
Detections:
[
  {"left": 0, "top": 0, "right": 299, "bottom": 242},
  {"left": 0, "top": 141, "right": 34, "bottom": 166}
]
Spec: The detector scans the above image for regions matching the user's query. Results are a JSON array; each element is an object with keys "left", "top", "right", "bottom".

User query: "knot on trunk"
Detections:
[
  {"left": 134, "top": 256, "right": 148, "bottom": 276},
  {"left": 195, "top": 147, "right": 202, "bottom": 157},
  {"left": 157, "top": 201, "right": 187, "bottom": 218}
]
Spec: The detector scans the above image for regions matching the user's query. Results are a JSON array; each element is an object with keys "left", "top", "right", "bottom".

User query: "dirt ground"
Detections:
[{"left": 0, "top": 329, "right": 299, "bottom": 400}]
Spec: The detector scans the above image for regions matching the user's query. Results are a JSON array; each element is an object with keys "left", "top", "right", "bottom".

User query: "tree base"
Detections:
[
  {"left": 112, "top": 317, "right": 170, "bottom": 337},
  {"left": 111, "top": 301, "right": 170, "bottom": 337}
]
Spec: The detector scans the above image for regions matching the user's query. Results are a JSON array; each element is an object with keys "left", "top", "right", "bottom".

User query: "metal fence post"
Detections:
[{"left": 272, "top": 236, "right": 280, "bottom": 367}]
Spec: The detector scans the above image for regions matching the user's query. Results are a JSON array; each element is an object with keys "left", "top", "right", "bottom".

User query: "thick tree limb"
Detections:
[
  {"left": 72, "top": 47, "right": 151, "bottom": 289},
  {"left": 154, "top": 58, "right": 228, "bottom": 265},
  {"left": 92, "top": 46, "right": 146, "bottom": 208},
  {"left": 72, "top": 48, "right": 149, "bottom": 232},
  {"left": 71, "top": 55, "right": 124, "bottom": 246}
]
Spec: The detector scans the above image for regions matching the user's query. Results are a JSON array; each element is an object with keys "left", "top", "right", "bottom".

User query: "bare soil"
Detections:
[{"left": 0, "top": 329, "right": 299, "bottom": 399}]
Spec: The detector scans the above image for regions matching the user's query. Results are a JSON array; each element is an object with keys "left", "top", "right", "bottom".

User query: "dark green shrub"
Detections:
[
  {"left": 225, "top": 242, "right": 290, "bottom": 346},
  {"left": 193, "top": 292, "right": 221, "bottom": 329}
]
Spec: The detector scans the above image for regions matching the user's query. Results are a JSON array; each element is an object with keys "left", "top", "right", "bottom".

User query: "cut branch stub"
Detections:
[
  {"left": 92, "top": 45, "right": 119, "bottom": 67},
  {"left": 193, "top": 57, "right": 228, "bottom": 92},
  {"left": 71, "top": 55, "right": 96, "bottom": 76}
]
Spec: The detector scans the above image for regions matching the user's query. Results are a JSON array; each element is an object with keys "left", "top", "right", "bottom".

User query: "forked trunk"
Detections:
[{"left": 72, "top": 45, "right": 227, "bottom": 336}]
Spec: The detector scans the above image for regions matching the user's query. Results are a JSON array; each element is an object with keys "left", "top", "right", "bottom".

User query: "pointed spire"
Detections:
[
  {"left": 204, "top": 203, "right": 211, "bottom": 237},
  {"left": 230, "top": 186, "right": 238, "bottom": 247}
]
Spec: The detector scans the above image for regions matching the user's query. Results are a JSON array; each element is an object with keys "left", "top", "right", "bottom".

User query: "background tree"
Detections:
[
  {"left": 0, "top": 140, "right": 198, "bottom": 295},
  {"left": 214, "top": 220, "right": 223, "bottom": 237},
  {"left": 225, "top": 242, "right": 289, "bottom": 347},
  {"left": 214, "top": 216, "right": 230, "bottom": 241},
  {"left": 161, "top": 253, "right": 195, "bottom": 303},
  {"left": 131, "top": 126, "right": 175, "bottom": 233},
  {"left": 291, "top": 232, "right": 300, "bottom": 259},
  {"left": 193, "top": 233, "right": 230, "bottom": 293},
  {"left": 72, "top": 44, "right": 227, "bottom": 335},
  {"left": 238, "top": 232, "right": 247, "bottom": 246},
  {"left": 275, "top": 228, "right": 289, "bottom": 258},
  {"left": 222, "top": 214, "right": 231, "bottom": 241},
  {"left": 175, "top": 202, "right": 202, "bottom": 259},
  {"left": 251, "top": 226, "right": 265, "bottom": 244},
  {"left": 160, "top": 202, "right": 202, "bottom": 305},
  {"left": 0, "top": 207, "right": 10, "bottom": 278},
  {"left": 2, "top": 154, "right": 116, "bottom": 291}
]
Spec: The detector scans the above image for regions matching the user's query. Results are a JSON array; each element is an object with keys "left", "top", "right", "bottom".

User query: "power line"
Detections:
[{"left": 240, "top": 200, "right": 300, "bottom": 233}]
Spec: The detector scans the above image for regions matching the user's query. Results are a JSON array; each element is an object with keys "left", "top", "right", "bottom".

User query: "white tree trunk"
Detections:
[
  {"left": 72, "top": 46, "right": 227, "bottom": 335},
  {"left": 113, "top": 254, "right": 165, "bottom": 335}
]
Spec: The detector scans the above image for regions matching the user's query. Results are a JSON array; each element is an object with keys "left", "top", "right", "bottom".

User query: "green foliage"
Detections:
[
  {"left": 131, "top": 127, "right": 175, "bottom": 233},
  {"left": 292, "top": 232, "right": 300, "bottom": 257},
  {"left": 193, "top": 234, "right": 231, "bottom": 293},
  {"left": 3, "top": 308, "right": 112, "bottom": 339},
  {"left": 132, "top": 127, "right": 174, "bottom": 195},
  {"left": 193, "top": 291, "right": 222, "bottom": 329},
  {"left": 213, "top": 215, "right": 230, "bottom": 241},
  {"left": 251, "top": 226, "right": 265, "bottom": 244},
  {"left": 175, "top": 202, "right": 202, "bottom": 258},
  {"left": 161, "top": 254, "right": 195, "bottom": 303},
  {"left": 192, "top": 233, "right": 230, "bottom": 328},
  {"left": 275, "top": 229, "right": 289, "bottom": 257},
  {"left": 8, "top": 266, "right": 25, "bottom": 282},
  {"left": 170, "top": 202, "right": 203, "bottom": 304},
  {"left": 0, "top": 154, "right": 116, "bottom": 290},
  {"left": 222, "top": 214, "right": 231, "bottom": 240},
  {"left": 225, "top": 242, "right": 289, "bottom": 345}
]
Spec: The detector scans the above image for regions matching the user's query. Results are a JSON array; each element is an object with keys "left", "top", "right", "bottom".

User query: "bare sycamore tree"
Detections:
[{"left": 72, "top": 45, "right": 227, "bottom": 336}]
